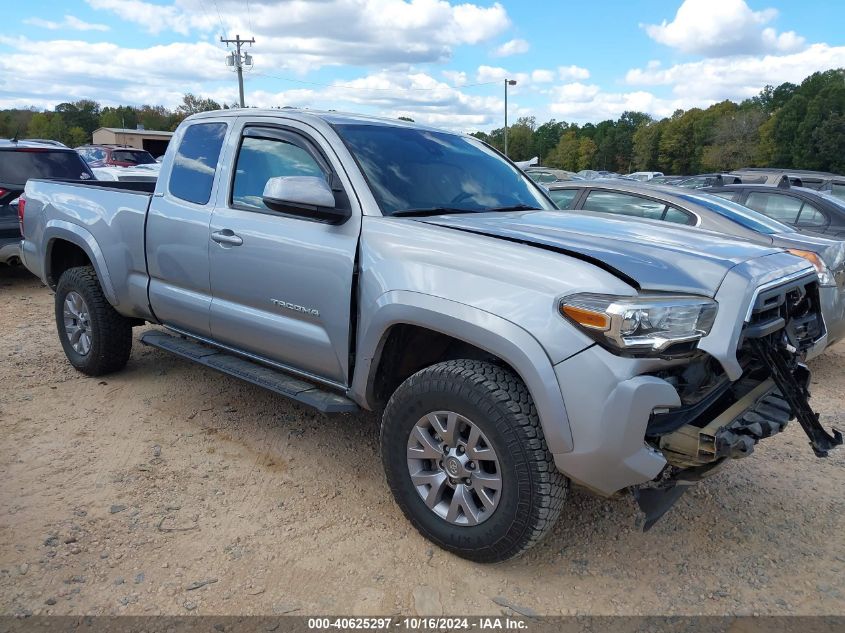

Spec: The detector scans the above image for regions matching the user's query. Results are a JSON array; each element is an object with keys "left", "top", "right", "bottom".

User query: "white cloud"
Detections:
[
  {"left": 492, "top": 38, "right": 529, "bottom": 57},
  {"left": 86, "top": 0, "right": 510, "bottom": 70},
  {"left": 548, "top": 83, "right": 696, "bottom": 122},
  {"left": 625, "top": 43, "right": 845, "bottom": 102},
  {"left": 0, "top": 36, "right": 226, "bottom": 110},
  {"left": 557, "top": 65, "right": 590, "bottom": 81},
  {"left": 642, "top": 0, "right": 805, "bottom": 57},
  {"left": 24, "top": 15, "right": 110, "bottom": 32},
  {"left": 442, "top": 70, "right": 467, "bottom": 86},
  {"left": 530, "top": 69, "right": 555, "bottom": 83}
]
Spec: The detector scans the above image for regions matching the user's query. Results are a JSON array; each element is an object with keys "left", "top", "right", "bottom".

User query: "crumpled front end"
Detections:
[{"left": 552, "top": 252, "right": 841, "bottom": 528}]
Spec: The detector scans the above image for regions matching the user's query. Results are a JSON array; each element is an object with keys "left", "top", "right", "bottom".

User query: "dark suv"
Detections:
[
  {"left": 0, "top": 140, "right": 95, "bottom": 265},
  {"left": 704, "top": 181, "right": 845, "bottom": 238},
  {"left": 76, "top": 145, "right": 158, "bottom": 168}
]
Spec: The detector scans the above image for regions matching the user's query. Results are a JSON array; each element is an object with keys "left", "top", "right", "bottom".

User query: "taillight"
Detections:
[
  {"left": 17, "top": 195, "right": 26, "bottom": 236},
  {"left": 0, "top": 188, "right": 7, "bottom": 198}
]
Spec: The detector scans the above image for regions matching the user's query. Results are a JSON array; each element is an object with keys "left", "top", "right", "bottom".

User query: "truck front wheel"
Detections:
[
  {"left": 55, "top": 266, "right": 132, "bottom": 376},
  {"left": 380, "top": 359, "right": 568, "bottom": 562}
]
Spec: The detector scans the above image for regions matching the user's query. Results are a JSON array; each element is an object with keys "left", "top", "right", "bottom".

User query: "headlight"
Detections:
[
  {"left": 787, "top": 249, "right": 834, "bottom": 286},
  {"left": 559, "top": 293, "right": 718, "bottom": 355}
]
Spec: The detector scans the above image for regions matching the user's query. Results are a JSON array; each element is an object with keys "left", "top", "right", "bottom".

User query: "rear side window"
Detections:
[
  {"left": 0, "top": 150, "right": 93, "bottom": 183},
  {"left": 583, "top": 190, "right": 667, "bottom": 221},
  {"left": 548, "top": 189, "right": 578, "bottom": 209},
  {"left": 169, "top": 123, "right": 227, "bottom": 205},
  {"left": 746, "top": 192, "right": 802, "bottom": 224}
]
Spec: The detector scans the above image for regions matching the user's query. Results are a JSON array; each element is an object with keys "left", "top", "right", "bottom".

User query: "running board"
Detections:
[{"left": 140, "top": 330, "right": 358, "bottom": 413}]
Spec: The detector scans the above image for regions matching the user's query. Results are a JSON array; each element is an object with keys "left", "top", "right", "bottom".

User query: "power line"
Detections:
[
  {"left": 245, "top": 0, "right": 254, "bottom": 34},
  {"left": 252, "top": 70, "right": 500, "bottom": 92},
  {"left": 210, "top": 0, "right": 227, "bottom": 36}
]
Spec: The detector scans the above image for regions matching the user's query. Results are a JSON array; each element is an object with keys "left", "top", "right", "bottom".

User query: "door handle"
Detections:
[{"left": 211, "top": 230, "right": 243, "bottom": 246}]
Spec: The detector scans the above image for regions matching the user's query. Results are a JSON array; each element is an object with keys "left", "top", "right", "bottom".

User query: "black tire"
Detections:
[
  {"left": 380, "top": 359, "right": 568, "bottom": 563},
  {"left": 55, "top": 265, "right": 132, "bottom": 376}
]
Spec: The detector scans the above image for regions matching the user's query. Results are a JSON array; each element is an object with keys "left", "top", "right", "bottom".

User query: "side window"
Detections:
[
  {"left": 797, "top": 202, "right": 827, "bottom": 227},
  {"left": 745, "top": 192, "right": 802, "bottom": 223},
  {"left": 169, "top": 122, "right": 227, "bottom": 205},
  {"left": 548, "top": 189, "right": 578, "bottom": 209},
  {"left": 232, "top": 135, "right": 327, "bottom": 211},
  {"left": 583, "top": 190, "right": 666, "bottom": 221}
]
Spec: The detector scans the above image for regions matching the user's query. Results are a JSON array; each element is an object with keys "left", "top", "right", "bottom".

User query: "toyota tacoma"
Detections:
[{"left": 19, "top": 110, "right": 842, "bottom": 562}]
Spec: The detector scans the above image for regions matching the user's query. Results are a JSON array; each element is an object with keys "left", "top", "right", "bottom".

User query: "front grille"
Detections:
[{"left": 744, "top": 273, "right": 823, "bottom": 350}]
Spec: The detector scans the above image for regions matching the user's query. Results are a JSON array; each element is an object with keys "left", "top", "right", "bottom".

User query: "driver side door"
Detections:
[{"left": 207, "top": 120, "right": 361, "bottom": 385}]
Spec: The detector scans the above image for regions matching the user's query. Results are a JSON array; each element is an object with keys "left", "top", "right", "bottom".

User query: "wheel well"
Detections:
[
  {"left": 370, "top": 324, "right": 513, "bottom": 407},
  {"left": 48, "top": 240, "right": 91, "bottom": 287}
]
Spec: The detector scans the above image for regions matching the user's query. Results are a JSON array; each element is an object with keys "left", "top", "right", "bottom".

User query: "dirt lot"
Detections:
[{"left": 1, "top": 265, "right": 844, "bottom": 617}]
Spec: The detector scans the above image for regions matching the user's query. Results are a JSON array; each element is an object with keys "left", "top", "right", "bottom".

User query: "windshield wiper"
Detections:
[
  {"left": 485, "top": 204, "right": 542, "bottom": 212},
  {"left": 390, "top": 207, "right": 479, "bottom": 217}
]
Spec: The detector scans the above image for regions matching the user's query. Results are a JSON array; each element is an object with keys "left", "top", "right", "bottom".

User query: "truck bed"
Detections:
[{"left": 21, "top": 178, "right": 155, "bottom": 321}]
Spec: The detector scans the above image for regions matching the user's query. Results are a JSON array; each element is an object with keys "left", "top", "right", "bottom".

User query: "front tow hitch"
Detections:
[{"left": 749, "top": 337, "right": 843, "bottom": 457}]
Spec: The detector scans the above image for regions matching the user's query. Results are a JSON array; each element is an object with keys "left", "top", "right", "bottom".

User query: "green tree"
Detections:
[
  {"left": 577, "top": 137, "right": 597, "bottom": 171},
  {"left": 177, "top": 93, "right": 222, "bottom": 116}
]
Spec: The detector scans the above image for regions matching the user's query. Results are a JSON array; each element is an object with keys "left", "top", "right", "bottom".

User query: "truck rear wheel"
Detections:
[
  {"left": 380, "top": 359, "right": 567, "bottom": 562},
  {"left": 55, "top": 266, "right": 132, "bottom": 376}
]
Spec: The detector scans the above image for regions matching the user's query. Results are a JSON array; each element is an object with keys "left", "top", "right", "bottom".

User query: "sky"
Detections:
[{"left": 2, "top": 0, "right": 844, "bottom": 132}]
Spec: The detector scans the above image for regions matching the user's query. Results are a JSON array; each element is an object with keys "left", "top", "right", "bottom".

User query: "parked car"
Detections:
[
  {"left": 20, "top": 110, "right": 840, "bottom": 561},
  {"left": 626, "top": 171, "right": 663, "bottom": 181},
  {"left": 673, "top": 173, "right": 743, "bottom": 189},
  {"left": 576, "top": 169, "right": 617, "bottom": 179},
  {"left": 547, "top": 180, "right": 845, "bottom": 344},
  {"left": 0, "top": 139, "right": 94, "bottom": 266},
  {"left": 20, "top": 138, "right": 68, "bottom": 148},
  {"left": 650, "top": 175, "right": 685, "bottom": 185},
  {"left": 92, "top": 163, "right": 159, "bottom": 183},
  {"left": 704, "top": 181, "right": 845, "bottom": 238},
  {"left": 730, "top": 167, "right": 844, "bottom": 192},
  {"left": 524, "top": 167, "right": 581, "bottom": 184},
  {"left": 76, "top": 145, "right": 158, "bottom": 168}
]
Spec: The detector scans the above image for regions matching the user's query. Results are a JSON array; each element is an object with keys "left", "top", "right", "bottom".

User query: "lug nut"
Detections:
[
  {"left": 467, "top": 462, "right": 475, "bottom": 470},
  {"left": 457, "top": 446, "right": 464, "bottom": 454}
]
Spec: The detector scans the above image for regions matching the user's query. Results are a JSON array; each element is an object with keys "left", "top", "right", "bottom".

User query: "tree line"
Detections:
[
  {"left": 0, "top": 68, "right": 842, "bottom": 174},
  {"left": 0, "top": 94, "right": 226, "bottom": 148},
  {"left": 472, "top": 68, "right": 845, "bottom": 175}
]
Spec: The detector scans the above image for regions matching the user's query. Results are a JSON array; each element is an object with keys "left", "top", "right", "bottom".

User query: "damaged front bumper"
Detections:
[{"left": 635, "top": 296, "right": 842, "bottom": 530}]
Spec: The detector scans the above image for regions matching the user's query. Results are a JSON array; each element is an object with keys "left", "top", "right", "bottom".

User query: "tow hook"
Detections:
[{"left": 749, "top": 337, "right": 843, "bottom": 457}]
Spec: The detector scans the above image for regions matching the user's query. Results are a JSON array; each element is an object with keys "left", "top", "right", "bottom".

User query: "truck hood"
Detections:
[{"left": 418, "top": 211, "right": 783, "bottom": 297}]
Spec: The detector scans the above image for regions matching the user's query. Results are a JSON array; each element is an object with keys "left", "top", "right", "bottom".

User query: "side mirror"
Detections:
[{"left": 262, "top": 176, "right": 349, "bottom": 224}]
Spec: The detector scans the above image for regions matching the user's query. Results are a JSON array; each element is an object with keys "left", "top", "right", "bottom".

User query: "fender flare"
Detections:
[
  {"left": 43, "top": 220, "right": 119, "bottom": 306},
  {"left": 350, "top": 290, "right": 574, "bottom": 455}
]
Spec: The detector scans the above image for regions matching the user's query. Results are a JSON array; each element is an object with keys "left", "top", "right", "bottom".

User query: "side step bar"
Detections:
[{"left": 140, "top": 330, "right": 359, "bottom": 414}]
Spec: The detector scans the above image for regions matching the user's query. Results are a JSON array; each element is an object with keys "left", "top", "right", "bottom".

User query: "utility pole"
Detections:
[
  {"left": 504, "top": 78, "right": 517, "bottom": 157},
  {"left": 221, "top": 34, "right": 255, "bottom": 108}
]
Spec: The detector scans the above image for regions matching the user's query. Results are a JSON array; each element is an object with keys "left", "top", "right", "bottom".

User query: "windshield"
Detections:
[
  {"left": 332, "top": 123, "right": 555, "bottom": 216},
  {"left": 678, "top": 192, "right": 796, "bottom": 235},
  {"left": 112, "top": 150, "right": 156, "bottom": 165},
  {"left": 0, "top": 149, "right": 93, "bottom": 184}
]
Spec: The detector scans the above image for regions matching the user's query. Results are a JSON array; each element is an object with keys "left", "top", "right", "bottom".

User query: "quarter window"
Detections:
[
  {"left": 548, "top": 189, "right": 577, "bottom": 209},
  {"left": 169, "top": 122, "right": 227, "bottom": 205},
  {"left": 796, "top": 202, "right": 827, "bottom": 227},
  {"left": 745, "top": 192, "right": 802, "bottom": 224},
  {"left": 232, "top": 135, "right": 327, "bottom": 211}
]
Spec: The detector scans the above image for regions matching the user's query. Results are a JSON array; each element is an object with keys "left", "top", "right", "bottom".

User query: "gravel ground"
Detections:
[{"left": 1, "top": 265, "right": 844, "bottom": 617}]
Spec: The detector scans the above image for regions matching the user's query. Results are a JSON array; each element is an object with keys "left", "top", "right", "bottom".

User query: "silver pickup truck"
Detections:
[{"left": 20, "top": 110, "right": 842, "bottom": 562}]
